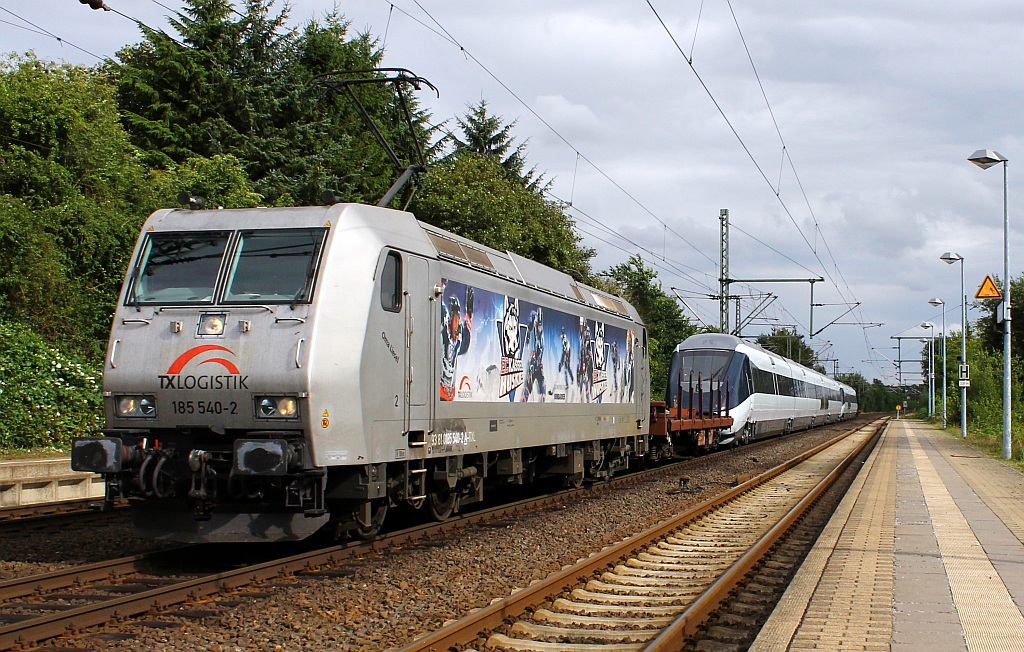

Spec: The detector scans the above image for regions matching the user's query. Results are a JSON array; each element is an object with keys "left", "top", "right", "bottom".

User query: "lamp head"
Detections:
[
  {"left": 928, "top": 297, "right": 944, "bottom": 307},
  {"left": 940, "top": 251, "right": 963, "bottom": 264},
  {"left": 920, "top": 322, "right": 934, "bottom": 330},
  {"left": 968, "top": 149, "right": 1007, "bottom": 170}
]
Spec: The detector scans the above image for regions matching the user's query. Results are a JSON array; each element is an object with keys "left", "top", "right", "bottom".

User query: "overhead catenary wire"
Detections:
[
  {"left": 6, "top": 1, "right": 881, "bottom": 374},
  {"left": 380, "top": 0, "right": 831, "bottom": 340},
  {"left": 399, "top": 0, "right": 719, "bottom": 270},
  {"left": 648, "top": 0, "right": 883, "bottom": 369},
  {"left": 0, "top": 5, "right": 106, "bottom": 60},
  {"left": 46, "top": 0, "right": 844, "bottom": 335}
]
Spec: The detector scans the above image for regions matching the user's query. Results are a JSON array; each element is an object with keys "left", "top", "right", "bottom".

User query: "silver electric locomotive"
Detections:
[{"left": 72, "top": 202, "right": 651, "bottom": 542}]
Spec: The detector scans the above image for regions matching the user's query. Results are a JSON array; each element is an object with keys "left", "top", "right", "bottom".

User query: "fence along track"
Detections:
[{"left": 397, "top": 418, "right": 887, "bottom": 652}]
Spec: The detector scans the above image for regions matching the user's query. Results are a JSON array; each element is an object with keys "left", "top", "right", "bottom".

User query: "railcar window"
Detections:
[
  {"left": 380, "top": 251, "right": 402, "bottom": 312},
  {"left": 777, "top": 375, "right": 794, "bottom": 397},
  {"left": 723, "top": 355, "right": 752, "bottom": 407},
  {"left": 223, "top": 228, "right": 327, "bottom": 304},
  {"left": 752, "top": 367, "right": 776, "bottom": 394},
  {"left": 129, "top": 231, "right": 231, "bottom": 304},
  {"left": 738, "top": 358, "right": 753, "bottom": 403}
]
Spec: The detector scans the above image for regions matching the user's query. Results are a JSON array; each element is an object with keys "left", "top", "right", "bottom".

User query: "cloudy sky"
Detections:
[{"left": 4, "top": 1, "right": 1023, "bottom": 384}]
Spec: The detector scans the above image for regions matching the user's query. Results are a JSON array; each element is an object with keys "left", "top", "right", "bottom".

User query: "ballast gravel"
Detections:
[{"left": 1, "top": 422, "right": 867, "bottom": 651}]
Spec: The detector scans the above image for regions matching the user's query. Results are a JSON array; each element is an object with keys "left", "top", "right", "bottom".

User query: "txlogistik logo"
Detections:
[{"left": 159, "top": 345, "right": 249, "bottom": 390}]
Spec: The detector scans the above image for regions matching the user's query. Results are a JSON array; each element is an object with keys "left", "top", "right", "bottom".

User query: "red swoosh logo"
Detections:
[
  {"left": 198, "top": 357, "right": 241, "bottom": 375},
  {"left": 167, "top": 345, "right": 238, "bottom": 374}
]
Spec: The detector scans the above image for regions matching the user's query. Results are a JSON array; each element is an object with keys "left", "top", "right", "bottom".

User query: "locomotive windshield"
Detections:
[
  {"left": 129, "top": 231, "right": 231, "bottom": 304},
  {"left": 127, "top": 228, "right": 327, "bottom": 305},
  {"left": 223, "top": 228, "right": 327, "bottom": 304}
]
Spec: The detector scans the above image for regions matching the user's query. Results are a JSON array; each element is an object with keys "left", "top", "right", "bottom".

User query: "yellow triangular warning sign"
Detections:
[
  {"left": 975, "top": 275, "right": 1002, "bottom": 299},
  {"left": 322, "top": 409, "right": 330, "bottom": 418}
]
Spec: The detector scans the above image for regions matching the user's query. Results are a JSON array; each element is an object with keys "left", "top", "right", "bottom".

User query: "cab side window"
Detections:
[{"left": 380, "top": 251, "right": 402, "bottom": 312}]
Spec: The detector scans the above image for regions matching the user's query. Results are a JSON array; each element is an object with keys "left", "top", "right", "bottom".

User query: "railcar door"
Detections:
[
  {"left": 405, "top": 255, "right": 433, "bottom": 432},
  {"left": 636, "top": 329, "right": 649, "bottom": 425}
]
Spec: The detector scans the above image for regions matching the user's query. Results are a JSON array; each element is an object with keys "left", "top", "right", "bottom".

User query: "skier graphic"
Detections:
[
  {"left": 521, "top": 308, "right": 546, "bottom": 402},
  {"left": 577, "top": 318, "right": 594, "bottom": 402},
  {"left": 439, "top": 283, "right": 474, "bottom": 401},
  {"left": 558, "top": 326, "right": 574, "bottom": 388},
  {"left": 610, "top": 340, "right": 620, "bottom": 401}
]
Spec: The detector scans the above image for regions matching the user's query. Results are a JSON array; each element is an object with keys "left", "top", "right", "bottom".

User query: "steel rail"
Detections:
[
  {"left": 644, "top": 419, "right": 886, "bottom": 649},
  {"left": 0, "top": 498, "right": 125, "bottom": 529},
  {"left": 394, "top": 417, "right": 887, "bottom": 652},
  {"left": 0, "top": 417, "right": 875, "bottom": 649},
  {"left": 0, "top": 451, "right": 706, "bottom": 650},
  {"left": 0, "top": 547, "right": 195, "bottom": 603}
]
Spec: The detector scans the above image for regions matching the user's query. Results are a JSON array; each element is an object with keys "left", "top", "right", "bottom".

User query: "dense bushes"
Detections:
[{"left": 0, "top": 320, "right": 103, "bottom": 451}]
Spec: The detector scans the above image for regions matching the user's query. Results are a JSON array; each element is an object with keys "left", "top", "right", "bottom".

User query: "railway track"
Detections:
[
  {"left": 0, "top": 499, "right": 126, "bottom": 536},
  {"left": 395, "top": 417, "right": 887, "bottom": 652},
  {"left": 0, "top": 449, "right": 709, "bottom": 651},
  {"left": 0, "top": 418, "right": 874, "bottom": 649},
  {"left": 0, "top": 498, "right": 110, "bottom": 524}
]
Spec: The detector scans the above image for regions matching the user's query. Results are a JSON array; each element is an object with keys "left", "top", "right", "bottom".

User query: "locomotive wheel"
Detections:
[
  {"left": 564, "top": 472, "right": 584, "bottom": 489},
  {"left": 353, "top": 499, "right": 388, "bottom": 539},
  {"left": 427, "top": 482, "right": 457, "bottom": 521}
]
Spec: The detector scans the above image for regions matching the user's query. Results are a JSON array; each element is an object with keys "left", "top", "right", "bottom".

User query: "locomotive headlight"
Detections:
[
  {"left": 116, "top": 395, "right": 157, "bottom": 418},
  {"left": 198, "top": 313, "right": 226, "bottom": 336},
  {"left": 256, "top": 396, "right": 299, "bottom": 419},
  {"left": 277, "top": 397, "right": 297, "bottom": 417}
]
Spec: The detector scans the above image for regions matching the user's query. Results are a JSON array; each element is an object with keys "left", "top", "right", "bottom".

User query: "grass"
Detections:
[
  {"left": 1, "top": 447, "right": 69, "bottom": 461},
  {"left": 911, "top": 415, "right": 1024, "bottom": 472}
]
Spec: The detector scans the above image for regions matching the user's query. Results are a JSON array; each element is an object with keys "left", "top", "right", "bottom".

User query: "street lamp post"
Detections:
[
  {"left": 969, "top": 149, "right": 1011, "bottom": 459},
  {"left": 941, "top": 252, "right": 967, "bottom": 437},
  {"left": 929, "top": 298, "right": 947, "bottom": 428},
  {"left": 921, "top": 322, "right": 935, "bottom": 417}
]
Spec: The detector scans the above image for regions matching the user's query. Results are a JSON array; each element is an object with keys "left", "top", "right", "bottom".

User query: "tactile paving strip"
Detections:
[
  {"left": 905, "top": 425, "right": 1024, "bottom": 652},
  {"left": 750, "top": 423, "right": 897, "bottom": 651},
  {"left": 924, "top": 430, "right": 1024, "bottom": 548}
]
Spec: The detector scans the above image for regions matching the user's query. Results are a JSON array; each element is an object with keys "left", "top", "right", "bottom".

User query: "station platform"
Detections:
[
  {"left": 751, "top": 419, "right": 1024, "bottom": 651},
  {"left": 0, "top": 458, "right": 103, "bottom": 508}
]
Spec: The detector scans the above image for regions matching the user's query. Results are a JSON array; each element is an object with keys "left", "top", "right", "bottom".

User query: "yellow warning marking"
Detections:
[
  {"left": 321, "top": 418, "right": 330, "bottom": 429},
  {"left": 906, "top": 425, "right": 1024, "bottom": 650},
  {"left": 976, "top": 275, "right": 1002, "bottom": 299},
  {"left": 322, "top": 409, "right": 330, "bottom": 418}
]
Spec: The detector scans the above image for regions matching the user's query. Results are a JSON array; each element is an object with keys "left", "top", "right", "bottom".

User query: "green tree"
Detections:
[
  {"left": 756, "top": 327, "right": 819, "bottom": 370},
  {"left": 415, "top": 101, "right": 591, "bottom": 272},
  {"left": 411, "top": 151, "right": 591, "bottom": 274},
  {"left": 0, "top": 54, "right": 150, "bottom": 354},
  {"left": 836, "top": 375, "right": 905, "bottom": 414},
  {"left": 150, "top": 154, "right": 264, "bottom": 209},
  {"left": 443, "top": 99, "right": 539, "bottom": 188},
  {"left": 113, "top": 0, "right": 420, "bottom": 205},
  {"left": 601, "top": 255, "right": 698, "bottom": 399},
  {"left": 0, "top": 319, "right": 103, "bottom": 451}
]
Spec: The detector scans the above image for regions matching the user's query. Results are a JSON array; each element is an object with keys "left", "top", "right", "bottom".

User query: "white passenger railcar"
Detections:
[
  {"left": 71, "top": 203, "right": 651, "bottom": 542},
  {"left": 665, "top": 333, "right": 857, "bottom": 446}
]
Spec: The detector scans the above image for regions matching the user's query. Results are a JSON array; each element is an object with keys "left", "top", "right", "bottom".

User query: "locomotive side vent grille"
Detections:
[
  {"left": 428, "top": 232, "right": 496, "bottom": 271},
  {"left": 428, "top": 232, "right": 467, "bottom": 260},
  {"left": 590, "top": 292, "right": 627, "bottom": 315}
]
